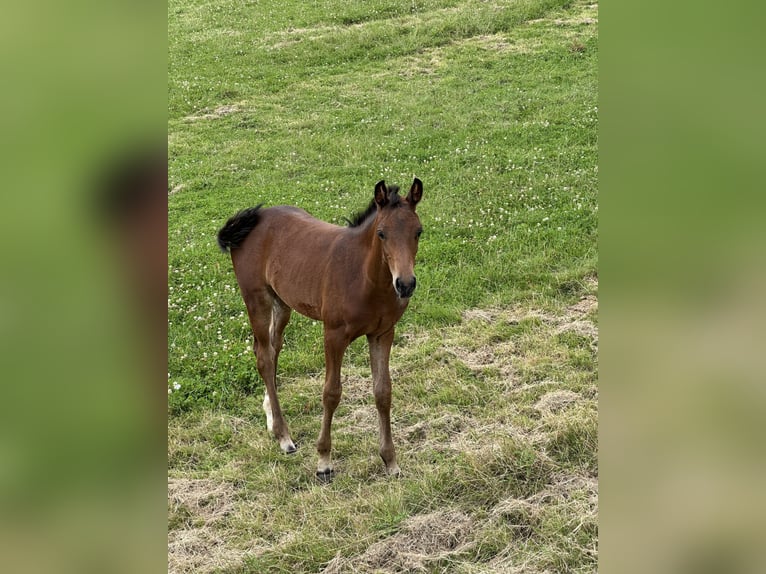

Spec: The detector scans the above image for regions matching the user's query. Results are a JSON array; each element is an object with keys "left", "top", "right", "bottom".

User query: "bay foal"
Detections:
[{"left": 217, "top": 179, "right": 423, "bottom": 479}]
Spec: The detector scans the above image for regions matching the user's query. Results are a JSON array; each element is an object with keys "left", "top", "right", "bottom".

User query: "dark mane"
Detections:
[
  {"left": 346, "top": 200, "right": 376, "bottom": 227},
  {"left": 346, "top": 185, "right": 400, "bottom": 227}
]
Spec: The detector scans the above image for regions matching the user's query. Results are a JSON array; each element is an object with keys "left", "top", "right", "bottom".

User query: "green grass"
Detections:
[{"left": 169, "top": 0, "right": 597, "bottom": 571}]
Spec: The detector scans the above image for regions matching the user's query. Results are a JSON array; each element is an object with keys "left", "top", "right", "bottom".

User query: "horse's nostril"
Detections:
[{"left": 395, "top": 277, "right": 416, "bottom": 298}]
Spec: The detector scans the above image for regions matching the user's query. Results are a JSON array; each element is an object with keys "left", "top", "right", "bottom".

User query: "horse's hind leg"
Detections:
[
  {"left": 262, "top": 297, "right": 292, "bottom": 442},
  {"left": 244, "top": 288, "right": 296, "bottom": 453}
]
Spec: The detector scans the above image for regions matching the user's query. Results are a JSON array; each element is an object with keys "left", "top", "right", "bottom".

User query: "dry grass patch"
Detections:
[
  {"left": 456, "top": 298, "right": 597, "bottom": 382},
  {"left": 397, "top": 51, "right": 446, "bottom": 79},
  {"left": 455, "top": 33, "right": 548, "bottom": 55},
  {"left": 535, "top": 389, "right": 581, "bottom": 414},
  {"left": 168, "top": 478, "right": 257, "bottom": 574},
  {"left": 182, "top": 104, "right": 243, "bottom": 122},
  {"left": 454, "top": 341, "right": 517, "bottom": 378},
  {"left": 322, "top": 509, "right": 475, "bottom": 573}
]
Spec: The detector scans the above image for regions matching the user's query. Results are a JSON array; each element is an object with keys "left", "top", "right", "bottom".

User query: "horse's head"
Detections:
[{"left": 373, "top": 178, "right": 423, "bottom": 299}]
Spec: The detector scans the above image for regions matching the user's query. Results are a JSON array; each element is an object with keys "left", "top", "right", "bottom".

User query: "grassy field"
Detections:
[{"left": 168, "top": 0, "right": 597, "bottom": 572}]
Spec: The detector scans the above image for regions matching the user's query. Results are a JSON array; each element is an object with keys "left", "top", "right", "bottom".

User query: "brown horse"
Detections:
[{"left": 217, "top": 179, "right": 423, "bottom": 480}]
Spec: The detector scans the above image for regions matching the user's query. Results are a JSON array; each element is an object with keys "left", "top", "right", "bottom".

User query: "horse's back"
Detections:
[
  {"left": 230, "top": 205, "right": 342, "bottom": 318},
  {"left": 232, "top": 205, "right": 334, "bottom": 253}
]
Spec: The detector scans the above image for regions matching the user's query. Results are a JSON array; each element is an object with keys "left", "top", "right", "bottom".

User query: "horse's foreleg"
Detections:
[
  {"left": 316, "top": 328, "right": 348, "bottom": 481},
  {"left": 368, "top": 329, "right": 400, "bottom": 476}
]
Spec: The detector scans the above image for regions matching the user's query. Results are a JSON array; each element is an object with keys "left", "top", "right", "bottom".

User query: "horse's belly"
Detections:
[
  {"left": 289, "top": 299, "right": 322, "bottom": 321},
  {"left": 268, "top": 270, "right": 324, "bottom": 321}
]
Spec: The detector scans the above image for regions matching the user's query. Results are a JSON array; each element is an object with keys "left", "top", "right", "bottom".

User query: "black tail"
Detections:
[{"left": 216, "top": 204, "right": 264, "bottom": 253}]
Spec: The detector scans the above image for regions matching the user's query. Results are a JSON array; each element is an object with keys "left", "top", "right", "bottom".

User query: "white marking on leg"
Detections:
[
  {"left": 317, "top": 453, "right": 333, "bottom": 474},
  {"left": 263, "top": 392, "right": 274, "bottom": 432}
]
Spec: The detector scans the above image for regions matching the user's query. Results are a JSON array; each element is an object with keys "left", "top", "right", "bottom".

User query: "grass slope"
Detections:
[{"left": 169, "top": 0, "right": 597, "bottom": 571}]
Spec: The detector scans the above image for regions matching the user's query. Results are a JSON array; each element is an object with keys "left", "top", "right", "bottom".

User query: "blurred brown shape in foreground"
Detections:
[{"left": 97, "top": 143, "right": 169, "bottom": 414}]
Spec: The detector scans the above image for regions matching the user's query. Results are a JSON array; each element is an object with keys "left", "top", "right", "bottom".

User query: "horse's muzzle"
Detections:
[{"left": 395, "top": 276, "right": 417, "bottom": 299}]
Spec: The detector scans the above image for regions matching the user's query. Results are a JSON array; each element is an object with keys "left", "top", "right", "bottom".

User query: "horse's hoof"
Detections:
[
  {"left": 386, "top": 465, "right": 401, "bottom": 478},
  {"left": 315, "top": 469, "right": 334, "bottom": 483},
  {"left": 279, "top": 438, "right": 297, "bottom": 454}
]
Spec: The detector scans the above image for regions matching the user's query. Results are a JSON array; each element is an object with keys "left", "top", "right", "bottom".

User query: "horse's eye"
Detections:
[
  {"left": 377, "top": 230, "right": 385, "bottom": 240},
  {"left": 416, "top": 229, "right": 423, "bottom": 239}
]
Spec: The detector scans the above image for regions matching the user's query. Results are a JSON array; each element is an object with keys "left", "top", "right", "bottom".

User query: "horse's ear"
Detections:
[
  {"left": 406, "top": 178, "right": 423, "bottom": 209},
  {"left": 374, "top": 180, "right": 389, "bottom": 208}
]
